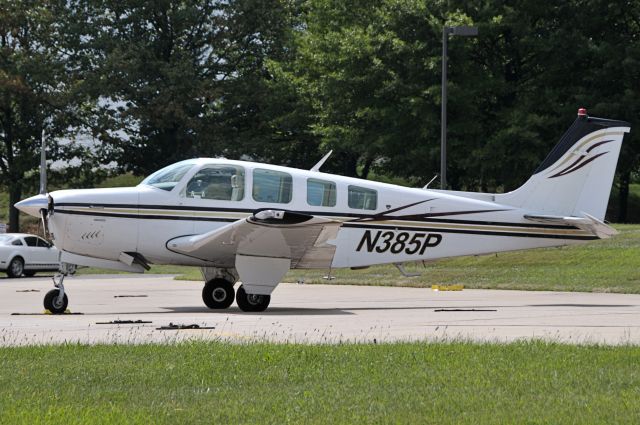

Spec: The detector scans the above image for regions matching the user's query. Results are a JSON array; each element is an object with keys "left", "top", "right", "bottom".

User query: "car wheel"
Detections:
[
  {"left": 7, "top": 257, "right": 24, "bottom": 278},
  {"left": 24, "top": 271, "right": 36, "bottom": 277}
]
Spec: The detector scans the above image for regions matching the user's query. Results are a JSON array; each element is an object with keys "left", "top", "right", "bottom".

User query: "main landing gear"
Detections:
[
  {"left": 201, "top": 279, "right": 271, "bottom": 312},
  {"left": 44, "top": 264, "right": 72, "bottom": 314},
  {"left": 202, "top": 278, "right": 235, "bottom": 309}
]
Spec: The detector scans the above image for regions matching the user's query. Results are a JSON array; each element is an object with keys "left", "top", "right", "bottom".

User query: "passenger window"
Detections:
[
  {"left": 185, "top": 165, "right": 245, "bottom": 201},
  {"left": 24, "top": 237, "right": 37, "bottom": 247},
  {"left": 252, "top": 169, "right": 292, "bottom": 203},
  {"left": 11, "top": 239, "right": 23, "bottom": 246},
  {"left": 307, "top": 178, "right": 336, "bottom": 207},
  {"left": 36, "top": 238, "right": 50, "bottom": 248},
  {"left": 348, "top": 185, "right": 377, "bottom": 210}
]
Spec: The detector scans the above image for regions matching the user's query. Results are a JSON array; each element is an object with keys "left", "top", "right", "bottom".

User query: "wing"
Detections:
[
  {"left": 524, "top": 212, "right": 617, "bottom": 239},
  {"left": 167, "top": 210, "right": 342, "bottom": 269},
  {"left": 167, "top": 210, "right": 341, "bottom": 295}
]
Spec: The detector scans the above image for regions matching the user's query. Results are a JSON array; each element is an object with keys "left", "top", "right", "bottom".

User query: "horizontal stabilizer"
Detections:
[{"left": 524, "top": 213, "right": 617, "bottom": 239}]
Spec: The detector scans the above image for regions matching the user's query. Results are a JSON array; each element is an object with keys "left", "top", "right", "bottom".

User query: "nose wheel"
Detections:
[{"left": 44, "top": 288, "right": 68, "bottom": 314}]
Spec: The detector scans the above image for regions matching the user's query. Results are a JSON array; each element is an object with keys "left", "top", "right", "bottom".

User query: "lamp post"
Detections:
[{"left": 441, "top": 25, "right": 478, "bottom": 189}]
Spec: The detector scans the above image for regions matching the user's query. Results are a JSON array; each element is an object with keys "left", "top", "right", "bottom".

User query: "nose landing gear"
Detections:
[{"left": 43, "top": 263, "right": 73, "bottom": 314}]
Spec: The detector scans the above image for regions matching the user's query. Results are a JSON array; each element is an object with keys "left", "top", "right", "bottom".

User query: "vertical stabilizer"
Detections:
[{"left": 496, "top": 109, "right": 630, "bottom": 220}]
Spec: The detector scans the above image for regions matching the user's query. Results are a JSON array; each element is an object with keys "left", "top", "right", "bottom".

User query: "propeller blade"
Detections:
[
  {"left": 40, "top": 208, "right": 49, "bottom": 239},
  {"left": 39, "top": 131, "right": 47, "bottom": 195}
]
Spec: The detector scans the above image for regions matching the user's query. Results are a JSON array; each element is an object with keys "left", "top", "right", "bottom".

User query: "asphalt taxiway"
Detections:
[{"left": 1, "top": 274, "right": 640, "bottom": 346}]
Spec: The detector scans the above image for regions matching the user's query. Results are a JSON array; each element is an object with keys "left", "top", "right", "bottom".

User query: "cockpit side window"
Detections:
[
  {"left": 140, "top": 160, "right": 196, "bottom": 191},
  {"left": 184, "top": 165, "right": 245, "bottom": 201}
]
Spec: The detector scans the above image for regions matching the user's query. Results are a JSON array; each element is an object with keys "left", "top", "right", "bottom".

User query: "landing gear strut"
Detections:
[
  {"left": 43, "top": 263, "right": 72, "bottom": 314},
  {"left": 202, "top": 278, "right": 235, "bottom": 309}
]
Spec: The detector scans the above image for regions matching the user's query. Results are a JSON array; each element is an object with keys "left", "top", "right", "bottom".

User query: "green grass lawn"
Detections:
[
  {"left": 0, "top": 341, "right": 639, "bottom": 424},
  {"left": 98, "top": 224, "right": 639, "bottom": 294}
]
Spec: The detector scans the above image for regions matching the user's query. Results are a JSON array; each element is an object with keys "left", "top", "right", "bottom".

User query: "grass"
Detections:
[
  {"left": 138, "top": 224, "right": 640, "bottom": 294},
  {"left": 0, "top": 341, "right": 639, "bottom": 424}
]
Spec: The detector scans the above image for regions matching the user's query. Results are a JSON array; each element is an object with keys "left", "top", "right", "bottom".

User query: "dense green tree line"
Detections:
[{"left": 0, "top": 0, "right": 638, "bottom": 231}]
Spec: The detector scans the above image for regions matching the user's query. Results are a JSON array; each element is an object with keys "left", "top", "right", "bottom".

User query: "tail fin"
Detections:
[{"left": 496, "top": 109, "right": 630, "bottom": 220}]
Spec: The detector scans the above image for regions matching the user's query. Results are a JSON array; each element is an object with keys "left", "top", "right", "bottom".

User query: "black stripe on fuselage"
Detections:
[{"left": 54, "top": 202, "right": 577, "bottom": 230}]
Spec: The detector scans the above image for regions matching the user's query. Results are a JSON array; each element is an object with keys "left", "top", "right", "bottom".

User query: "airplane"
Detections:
[{"left": 15, "top": 108, "right": 630, "bottom": 314}]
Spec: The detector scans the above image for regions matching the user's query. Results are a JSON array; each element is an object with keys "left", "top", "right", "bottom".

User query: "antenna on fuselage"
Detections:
[
  {"left": 422, "top": 174, "right": 438, "bottom": 190},
  {"left": 310, "top": 150, "right": 333, "bottom": 172}
]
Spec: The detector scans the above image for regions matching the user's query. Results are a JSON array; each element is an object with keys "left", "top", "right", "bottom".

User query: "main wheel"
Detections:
[
  {"left": 202, "top": 278, "right": 235, "bottom": 309},
  {"left": 44, "top": 289, "right": 68, "bottom": 314},
  {"left": 235, "top": 285, "right": 270, "bottom": 312},
  {"left": 7, "top": 257, "right": 24, "bottom": 278}
]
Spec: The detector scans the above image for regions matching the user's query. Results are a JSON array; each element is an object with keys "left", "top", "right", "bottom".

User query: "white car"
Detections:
[{"left": 0, "top": 233, "right": 62, "bottom": 278}]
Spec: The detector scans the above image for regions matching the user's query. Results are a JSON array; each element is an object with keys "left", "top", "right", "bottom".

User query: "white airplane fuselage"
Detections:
[{"left": 42, "top": 158, "right": 594, "bottom": 272}]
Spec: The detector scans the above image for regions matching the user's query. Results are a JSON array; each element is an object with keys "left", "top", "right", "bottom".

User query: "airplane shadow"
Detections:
[
  {"left": 160, "top": 306, "right": 355, "bottom": 316},
  {"left": 526, "top": 304, "right": 635, "bottom": 308}
]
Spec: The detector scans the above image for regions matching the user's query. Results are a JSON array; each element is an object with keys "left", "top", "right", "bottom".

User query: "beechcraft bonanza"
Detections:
[{"left": 16, "top": 109, "right": 630, "bottom": 313}]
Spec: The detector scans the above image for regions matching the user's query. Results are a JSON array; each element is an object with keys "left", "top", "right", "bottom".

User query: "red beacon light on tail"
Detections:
[{"left": 578, "top": 108, "right": 588, "bottom": 117}]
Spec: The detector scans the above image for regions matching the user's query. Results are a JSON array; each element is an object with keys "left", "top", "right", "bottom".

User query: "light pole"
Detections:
[{"left": 441, "top": 25, "right": 478, "bottom": 189}]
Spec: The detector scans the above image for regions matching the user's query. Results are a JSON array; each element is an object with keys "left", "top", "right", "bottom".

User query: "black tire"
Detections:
[
  {"left": 7, "top": 257, "right": 24, "bottom": 278},
  {"left": 24, "top": 271, "right": 36, "bottom": 277},
  {"left": 235, "top": 285, "right": 270, "bottom": 312},
  {"left": 43, "top": 289, "right": 68, "bottom": 314},
  {"left": 202, "top": 278, "right": 235, "bottom": 309}
]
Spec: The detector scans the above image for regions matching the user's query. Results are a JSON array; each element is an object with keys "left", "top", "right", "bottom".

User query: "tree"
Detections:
[
  {"left": 83, "top": 0, "right": 307, "bottom": 176},
  {"left": 290, "top": 0, "right": 640, "bottom": 213},
  {"left": 450, "top": 0, "right": 640, "bottom": 214},
  {"left": 570, "top": 0, "right": 640, "bottom": 221},
  {"left": 0, "top": 1, "right": 91, "bottom": 231},
  {"left": 286, "top": 0, "right": 443, "bottom": 178}
]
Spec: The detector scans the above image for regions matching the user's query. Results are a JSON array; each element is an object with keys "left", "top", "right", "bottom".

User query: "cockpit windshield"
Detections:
[{"left": 139, "top": 160, "right": 197, "bottom": 191}]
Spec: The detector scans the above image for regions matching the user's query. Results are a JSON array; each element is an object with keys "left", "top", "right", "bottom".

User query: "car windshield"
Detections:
[
  {"left": 0, "top": 235, "right": 12, "bottom": 245},
  {"left": 139, "top": 160, "right": 197, "bottom": 191}
]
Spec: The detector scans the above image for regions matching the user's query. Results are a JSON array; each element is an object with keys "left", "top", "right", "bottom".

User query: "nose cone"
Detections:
[{"left": 14, "top": 194, "right": 49, "bottom": 217}]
